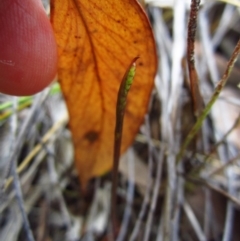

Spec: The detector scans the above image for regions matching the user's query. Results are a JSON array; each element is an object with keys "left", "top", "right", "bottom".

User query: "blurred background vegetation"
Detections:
[{"left": 0, "top": 0, "right": 240, "bottom": 240}]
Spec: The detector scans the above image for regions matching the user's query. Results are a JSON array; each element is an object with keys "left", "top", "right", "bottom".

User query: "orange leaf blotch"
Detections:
[{"left": 51, "top": 0, "right": 157, "bottom": 186}]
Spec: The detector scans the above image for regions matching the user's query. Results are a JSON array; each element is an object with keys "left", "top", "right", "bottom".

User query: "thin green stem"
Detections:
[
  {"left": 177, "top": 39, "right": 240, "bottom": 163},
  {"left": 111, "top": 57, "right": 138, "bottom": 238}
]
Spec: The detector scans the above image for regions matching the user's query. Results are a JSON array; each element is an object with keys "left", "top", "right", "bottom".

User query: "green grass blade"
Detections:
[
  {"left": 177, "top": 39, "right": 240, "bottom": 163},
  {"left": 0, "top": 83, "right": 61, "bottom": 122}
]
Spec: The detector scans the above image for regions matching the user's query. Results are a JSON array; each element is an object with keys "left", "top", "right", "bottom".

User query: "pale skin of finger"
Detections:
[{"left": 0, "top": 0, "right": 57, "bottom": 96}]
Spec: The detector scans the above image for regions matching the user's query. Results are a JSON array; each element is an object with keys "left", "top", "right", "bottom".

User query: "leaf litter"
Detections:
[{"left": 0, "top": 0, "right": 240, "bottom": 241}]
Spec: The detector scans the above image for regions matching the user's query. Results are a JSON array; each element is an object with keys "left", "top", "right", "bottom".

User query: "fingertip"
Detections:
[{"left": 0, "top": 0, "right": 57, "bottom": 96}]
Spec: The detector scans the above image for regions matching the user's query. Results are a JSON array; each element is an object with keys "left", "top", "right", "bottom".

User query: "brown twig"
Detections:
[{"left": 187, "top": 0, "right": 204, "bottom": 117}]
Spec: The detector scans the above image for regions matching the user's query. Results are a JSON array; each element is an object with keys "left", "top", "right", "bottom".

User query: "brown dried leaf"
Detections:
[{"left": 51, "top": 0, "right": 157, "bottom": 185}]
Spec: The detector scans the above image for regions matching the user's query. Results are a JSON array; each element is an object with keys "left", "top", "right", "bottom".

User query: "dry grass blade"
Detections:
[
  {"left": 116, "top": 149, "right": 135, "bottom": 241},
  {"left": 183, "top": 200, "right": 207, "bottom": 241},
  {"left": 129, "top": 141, "right": 153, "bottom": 241},
  {"left": 207, "top": 152, "right": 240, "bottom": 177},
  {"left": 187, "top": 176, "right": 240, "bottom": 206},
  {"left": 4, "top": 114, "right": 68, "bottom": 190}
]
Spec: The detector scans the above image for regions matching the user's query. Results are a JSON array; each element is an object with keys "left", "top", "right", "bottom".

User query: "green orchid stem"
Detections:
[{"left": 111, "top": 57, "right": 138, "bottom": 238}]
